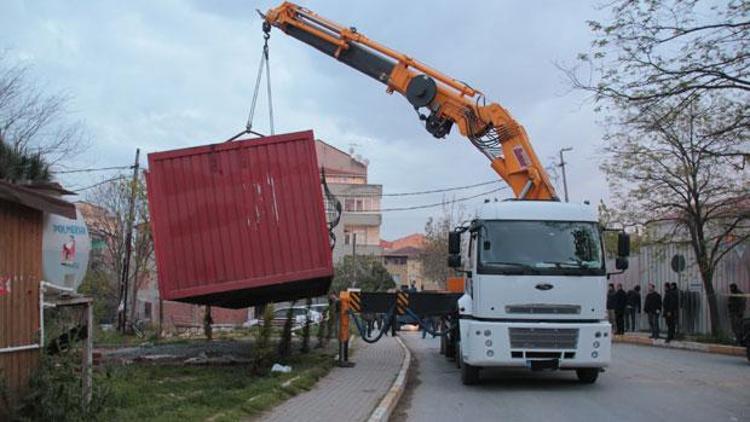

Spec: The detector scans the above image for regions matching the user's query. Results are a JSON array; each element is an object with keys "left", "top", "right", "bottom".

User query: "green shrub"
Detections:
[
  {"left": 301, "top": 297, "right": 312, "bottom": 353},
  {"left": 251, "top": 304, "right": 275, "bottom": 375},
  {"left": 16, "top": 353, "right": 112, "bottom": 421},
  {"left": 326, "top": 298, "right": 336, "bottom": 342},
  {"left": 277, "top": 302, "right": 296, "bottom": 360},
  {"left": 315, "top": 306, "right": 327, "bottom": 349}
]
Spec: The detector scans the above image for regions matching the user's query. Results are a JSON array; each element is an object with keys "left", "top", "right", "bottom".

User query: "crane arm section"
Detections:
[{"left": 264, "top": 2, "right": 558, "bottom": 200}]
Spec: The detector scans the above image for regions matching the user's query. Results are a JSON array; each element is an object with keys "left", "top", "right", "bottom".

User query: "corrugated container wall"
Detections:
[{"left": 146, "top": 131, "right": 333, "bottom": 308}]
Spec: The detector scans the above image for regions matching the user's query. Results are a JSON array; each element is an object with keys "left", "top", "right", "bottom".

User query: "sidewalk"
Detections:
[
  {"left": 257, "top": 335, "right": 405, "bottom": 422},
  {"left": 614, "top": 331, "right": 745, "bottom": 357}
]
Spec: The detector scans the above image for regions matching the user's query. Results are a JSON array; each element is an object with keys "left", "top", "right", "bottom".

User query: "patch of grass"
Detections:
[
  {"left": 688, "top": 332, "right": 736, "bottom": 346},
  {"left": 101, "top": 351, "right": 334, "bottom": 421}
]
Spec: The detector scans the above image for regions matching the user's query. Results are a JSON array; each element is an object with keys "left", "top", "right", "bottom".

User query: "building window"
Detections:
[
  {"left": 344, "top": 226, "right": 367, "bottom": 246},
  {"left": 344, "top": 198, "right": 355, "bottom": 212},
  {"left": 143, "top": 302, "right": 152, "bottom": 320},
  {"left": 356, "top": 199, "right": 364, "bottom": 211}
]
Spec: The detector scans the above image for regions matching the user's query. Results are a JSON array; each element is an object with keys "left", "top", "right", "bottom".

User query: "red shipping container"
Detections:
[{"left": 146, "top": 130, "right": 333, "bottom": 308}]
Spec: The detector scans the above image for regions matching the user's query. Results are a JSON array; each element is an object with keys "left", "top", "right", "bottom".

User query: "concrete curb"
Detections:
[
  {"left": 367, "top": 336, "right": 412, "bottom": 422},
  {"left": 614, "top": 334, "right": 745, "bottom": 357}
]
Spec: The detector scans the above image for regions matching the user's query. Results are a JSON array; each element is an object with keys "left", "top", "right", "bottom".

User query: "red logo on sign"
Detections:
[{"left": 0, "top": 276, "right": 9, "bottom": 297}]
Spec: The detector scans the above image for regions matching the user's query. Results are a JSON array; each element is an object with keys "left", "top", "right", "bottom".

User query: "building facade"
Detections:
[
  {"left": 316, "top": 140, "right": 383, "bottom": 263},
  {"left": 380, "top": 234, "right": 442, "bottom": 291}
]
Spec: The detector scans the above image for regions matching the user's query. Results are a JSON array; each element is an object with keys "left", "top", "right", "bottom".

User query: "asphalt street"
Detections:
[{"left": 393, "top": 332, "right": 750, "bottom": 422}]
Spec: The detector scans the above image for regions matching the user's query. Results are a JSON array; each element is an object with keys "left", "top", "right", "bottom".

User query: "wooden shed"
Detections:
[{"left": 0, "top": 180, "right": 76, "bottom": 407}]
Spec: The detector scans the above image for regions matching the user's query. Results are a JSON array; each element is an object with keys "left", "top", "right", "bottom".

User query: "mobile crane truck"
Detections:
[{"left": 262, "top": 2, "right": 630, "bottom": 385}]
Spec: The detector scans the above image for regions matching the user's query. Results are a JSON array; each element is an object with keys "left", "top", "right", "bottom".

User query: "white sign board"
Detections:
[{"left": 42, "top": 207, "right": 91, "bottom": 290}]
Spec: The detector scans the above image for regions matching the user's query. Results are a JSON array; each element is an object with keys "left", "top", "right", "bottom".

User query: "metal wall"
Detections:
[
  {"left": 610, "top": 241, "right": 750, "bottom": 335},
  {"left": 146, "top": 131, "right": 333, "bottom": 308},
  {"left": 0, "top": 199, "right": 42, "bottom": 403}
]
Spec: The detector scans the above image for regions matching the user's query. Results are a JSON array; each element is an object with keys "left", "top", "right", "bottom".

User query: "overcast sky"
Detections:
[{"left": 1, "top": 1, "right": 610, "bottom": 240}]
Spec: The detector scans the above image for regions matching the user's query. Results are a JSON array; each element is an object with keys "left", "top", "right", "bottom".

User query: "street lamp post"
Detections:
[{"left": 558, "top": 147, "right": 573, "bottom": 202}]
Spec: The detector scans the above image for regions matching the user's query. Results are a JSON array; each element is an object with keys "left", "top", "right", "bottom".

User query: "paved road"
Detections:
[{"left": 393, "top": 333, "right": 750, "bottom": 422}]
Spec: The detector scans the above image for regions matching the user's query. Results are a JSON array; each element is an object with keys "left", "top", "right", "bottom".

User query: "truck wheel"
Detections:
[
  {"left": 439, "top": 335, "right": 446, "bottom": 355},
  {"left": 576, "top": 368, "right": 599, "bottom": 384},
  {"left": 461, "top": 360, "right": 479, "bottom": 385},
  {"left": 455, "top": 341, "right": 461, "bottom": 368}
]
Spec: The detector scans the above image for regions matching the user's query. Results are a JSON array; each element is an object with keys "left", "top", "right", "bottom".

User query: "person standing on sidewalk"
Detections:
[
  {"left": 625, "top": 285, "right": 641, "bottom": 332},
  {"left": 644, "top": 284, "right": 662, "bottom": 339},
  {"left": 663, "top": 283, "right": 679, "bottom": 343},
  {"left": 728, "top": 283, "right": 747, "bottom": 345},
  {"left": 607, "top": 283, "right": 616, "bottom": 324},
  {"left": 671, "top": 282, "right": 682, "bottom": 336},
  {"left": 614, "top": 283, "right": 627, "bottom": 335}
]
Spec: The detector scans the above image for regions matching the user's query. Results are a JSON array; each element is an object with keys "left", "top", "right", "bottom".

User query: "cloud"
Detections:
[{"left": 1, "top": 0, "right": 609, "bottom": 239}]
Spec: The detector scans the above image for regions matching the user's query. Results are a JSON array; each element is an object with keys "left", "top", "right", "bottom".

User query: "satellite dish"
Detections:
[{"left": 41, "top": 206, "right": 91, "bottom": 291}]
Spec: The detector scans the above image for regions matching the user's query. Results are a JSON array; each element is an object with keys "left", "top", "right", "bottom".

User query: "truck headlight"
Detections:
[
  {"left": 591, "top": 351, "right": 598, "bottom": 358},
  {"left": 483, "top": 330, "right": 491, "bottom": 337},
  {"left": 593, "top": 341, "right": 600, "bottom": 349},
  {"left": 487, "top": 350, "right": 494, "bottom": 357},
  {"left": 485, "top": 340, "right": 492, "bottom": 347}
]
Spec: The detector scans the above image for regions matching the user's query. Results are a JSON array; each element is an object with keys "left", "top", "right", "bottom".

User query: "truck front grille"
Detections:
[
  {"left": 506, "top": 304, "right": 581, "bottom": 315},
  {"left": 509, "top": 327, "right": 579, "bottom": 349}
]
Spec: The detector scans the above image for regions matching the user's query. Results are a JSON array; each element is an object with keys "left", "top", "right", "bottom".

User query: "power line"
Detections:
[
  {"left": 379, "top": 186, "right": 509, "bottom": 212},
  {"left": 335, "top": 179, "right": 501, "bottom": 198},
  {"left": 55, "top": 165, "right": 133, "bottom": 174},
  {"left": 72, "top": 176, "right": 126, "bottom": 193}
]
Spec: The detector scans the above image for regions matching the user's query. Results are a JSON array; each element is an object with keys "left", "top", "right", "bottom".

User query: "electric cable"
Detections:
[
  {"left": 71, "top": 176, "right": 127, "bottom": 193},
  {"left": 54, "top": 165, "right": 133, "bottom": 174},
  {"left": 379, "top": 186, "right": 508, "bottom": 212},
  {"left": 334, "top": 179, "right": 501, "bottom": 198}
]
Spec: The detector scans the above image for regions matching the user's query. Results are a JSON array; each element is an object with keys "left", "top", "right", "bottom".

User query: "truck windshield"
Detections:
[{"left": 477, "top": 221, "right": 605, "bottom": 276}]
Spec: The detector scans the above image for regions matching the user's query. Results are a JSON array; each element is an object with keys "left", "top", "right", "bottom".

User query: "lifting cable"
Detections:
[{"left": 226, "top": 20, "right": 275, "bottom": 142}]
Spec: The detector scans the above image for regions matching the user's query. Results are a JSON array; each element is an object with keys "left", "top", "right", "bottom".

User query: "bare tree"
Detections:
[
  {"left": 562, "top": 0, "right": 749, "bottom": 160},
  {"left": 0, "top": 52, "right": 87, "bottom": 166},
  {"left": 420, "top": 201, "right": 466, "bottom": 290},
  {"left": 601, "top": 97, "right": 749, "bottom": 335},
  {"left": 84, "top": 175, "right": 154, "bottom": 326}
]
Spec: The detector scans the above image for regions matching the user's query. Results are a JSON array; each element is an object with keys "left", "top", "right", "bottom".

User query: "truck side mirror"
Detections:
[
  {"left": 615, "top": 257, "right": 629, "bottom": 271},
  {"left": 617, "top": 232, "right": 630, "bottom": 257},
  {"left": 447, "top": 254, "right": 462, "bottom": 268},
  {"left": 448, "top": 231, "right": 461, "bottom": 255}
]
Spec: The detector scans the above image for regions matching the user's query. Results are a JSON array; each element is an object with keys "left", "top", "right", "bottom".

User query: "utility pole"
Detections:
[
  {"left": 351, "top": 232, "right": 357, "bottom": 288},
  {"left": 558, "top": 147, "right": 573, "bottom": 203},
  {"left": 119, "top": 148, "right": 140, "bottom": 333}
]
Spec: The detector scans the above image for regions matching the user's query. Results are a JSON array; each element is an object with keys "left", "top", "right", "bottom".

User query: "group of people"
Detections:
[
  {"left": 606, "top": 283, "right": 642, "bottom": 336},
  {"left": 608, "top": 282, "right": 747, "bottom": 344},
  {"left": 642, "top": 283, "right": 681, "bottom": 342},
  {"left": 608, "top": 282, "right": 681, "bottom": 341}
]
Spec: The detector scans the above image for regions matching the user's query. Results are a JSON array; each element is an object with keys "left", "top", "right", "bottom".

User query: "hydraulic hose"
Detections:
[
  {"left": 348, "top": 305, "right": 396, "bottom": 344},
  {"left": 405, "top": 308, "right": 454, "bottom": 337}
]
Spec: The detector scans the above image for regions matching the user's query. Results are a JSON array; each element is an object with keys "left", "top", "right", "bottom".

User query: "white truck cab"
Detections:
[{"left": 449, "top": 200, "right": 629, "bottom": 385}]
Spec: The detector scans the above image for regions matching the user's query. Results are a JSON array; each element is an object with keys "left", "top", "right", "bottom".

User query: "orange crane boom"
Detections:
[{"left": 263, "top": 2, "right": 558, "bottom": 200}]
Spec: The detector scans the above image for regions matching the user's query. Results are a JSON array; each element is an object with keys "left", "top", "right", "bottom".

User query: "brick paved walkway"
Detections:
[{"left": 257, "top": 336, "right": 405, "bottom": 422}]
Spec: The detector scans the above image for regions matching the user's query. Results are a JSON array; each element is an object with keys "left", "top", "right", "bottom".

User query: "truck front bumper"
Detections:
[{"left": 459, "top": 319, "right": 611, "bottom": 368}]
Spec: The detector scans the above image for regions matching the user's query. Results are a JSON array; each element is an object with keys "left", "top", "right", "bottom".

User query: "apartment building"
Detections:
[
  {"left": 315, "top": 140, "right": 383, "bottom": 263},
  {"left": 381, "top": 234, "right": 441, "bottom": 291}
]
